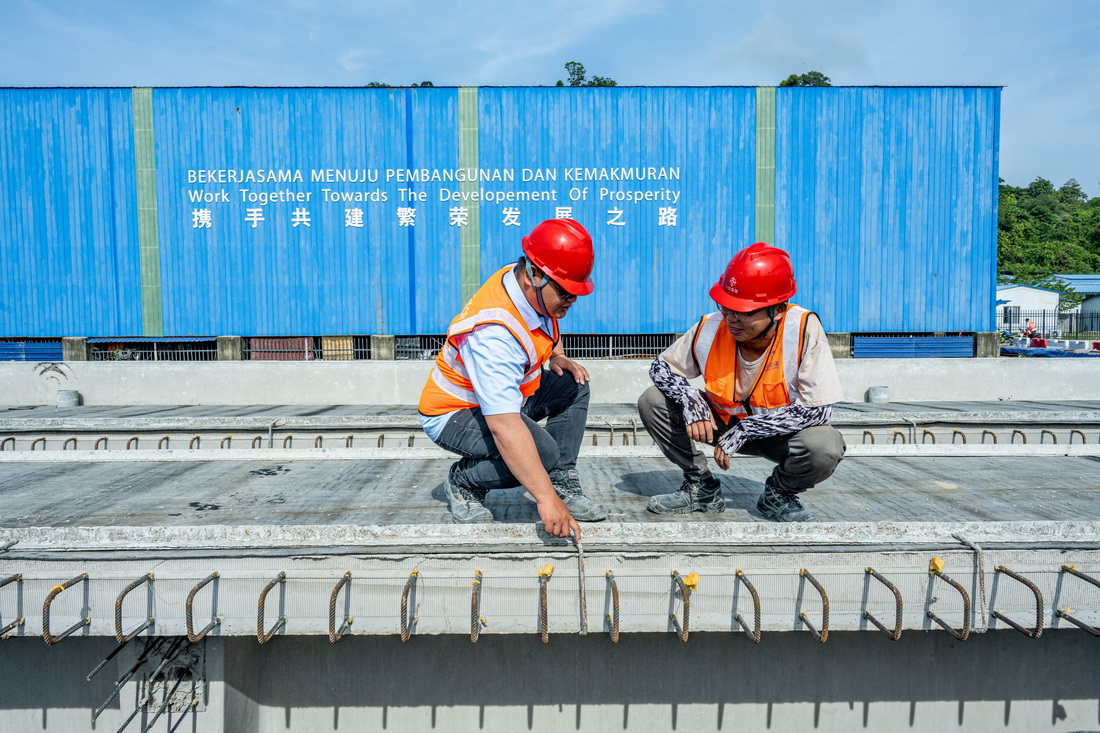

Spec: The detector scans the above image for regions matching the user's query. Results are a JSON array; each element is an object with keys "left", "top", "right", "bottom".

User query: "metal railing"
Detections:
[
  {"left": 561, "top": 334, "right": 678, "bottom": 360},
  {"left": 997, "top": 309, "right": 1100, "bottom": 340},
  {"left": 244, "top": 336, "right": 371, "bottom": 361},
  {"left": 91, "top": 342, "right": 217, "bottom": 362}
]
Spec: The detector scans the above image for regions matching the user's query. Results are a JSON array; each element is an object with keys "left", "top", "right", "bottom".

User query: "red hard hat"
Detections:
[
  {"left": 522, "top": 219, "right": 595, "bottom": 296},
  {"left": 709, "top": 242, "right": 797, "bottom": 311}
]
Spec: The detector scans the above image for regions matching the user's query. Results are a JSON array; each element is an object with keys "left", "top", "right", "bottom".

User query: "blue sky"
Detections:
[{"left": 3, "top": 0, "right": 1098, "bottom": 196}]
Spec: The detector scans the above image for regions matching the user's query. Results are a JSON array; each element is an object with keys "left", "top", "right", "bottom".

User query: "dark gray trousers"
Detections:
[
  {"left": 434, "top": 370, "right": 589, "bottom": 491},
  {"left": 637, "top": 385, "right": 845, "bottom": 493}
]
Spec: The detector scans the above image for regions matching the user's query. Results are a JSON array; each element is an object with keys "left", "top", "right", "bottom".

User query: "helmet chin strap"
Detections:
[
  {"left": 520, "top": 257, "right": 551, "bottom": 317},
  {"left": 750, "top": 305, "right": 780, "bottom": 341}
]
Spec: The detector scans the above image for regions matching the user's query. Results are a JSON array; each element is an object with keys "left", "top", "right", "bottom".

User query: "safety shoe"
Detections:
[
  {"left": 754, "top": 477, "right": 814, "bottom": 522},
  {"left": 443, "top": 468, "right": 494, "bottom": 524},
  {"left": 550, "top": 470, "right": 608, "bottom": 522},
  {"left": 647, "top": 476, "right": 725, "bottom": 515}
]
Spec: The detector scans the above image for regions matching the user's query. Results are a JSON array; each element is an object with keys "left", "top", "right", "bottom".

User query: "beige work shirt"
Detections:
[{"left": 658, "top": 311, "right": 846, "bottom": 407}]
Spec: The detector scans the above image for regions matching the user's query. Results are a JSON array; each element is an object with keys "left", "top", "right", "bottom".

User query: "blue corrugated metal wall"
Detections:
[
  {"left": 0, "top": 86, "right": 999, "bottom": 337},
  {"left": 0, "top": 89, "right": 143, "bottom": 337},
  {"left": 776, "top": 87, "right": 999, "bottom": 332}
]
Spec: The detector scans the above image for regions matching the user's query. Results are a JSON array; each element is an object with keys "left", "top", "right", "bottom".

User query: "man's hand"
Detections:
[
  {"left": 686, "top": 416, "right": 718, "bottom": 444},
  {"left": 537, "top": 495, "right": 581, "bottom": 540},
  {"left": 547, "top": 354, "right": 589, "bottom": 384},
  {"left": 713, "top": 444, "right": 731, "bottom": 470}
]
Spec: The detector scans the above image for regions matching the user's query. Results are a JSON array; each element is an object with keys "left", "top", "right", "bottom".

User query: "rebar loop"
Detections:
[
  {"left": 114, "top": 572, "right": 155, "bottom": 643},
  {"left": 377, "top": 433, "right": 385, "bottom": 447},
  {"left": 951, "top": 430, "right": 967, "bottom": 444},
  {"left": 1055, "top": 565, "right": 1100, "bottom": 636},
  {"left": 0, "top": 574, "right": 23, "bottom": 636},
  {"left": 605, "top": 571, "right": 620, "bottom": 643},
  {"left": 927, "top": 561, "right": 971, "bottom": 640},
  {"left": 1011, "top": 429, "right": 1027, "bottom": 444},
  {"left": 63, "top": 437, "right": 78, "bottom": 450},
  {"left": 30, "top": 437, "right": 46, "bottom": 450},
  {"left": 1040, "top": 429, "right": 1057, "bottom": 444},
  {"left": 221, "top": 435, "right": 233, "bottom": 449},
  {"left": 400, "top": 570, "right": 419, "bottom": 642},
  {"left": 862, "top": 430, "right": 875, "bottom": 445},
  {"left": 952, "top": 534, "right": 989, "bottom": 633},
  {"left": 185, "top": 572, "right": 221, "bottom": 642},
  {"left": 159, "top": 436, "right": 170, "bottom": 450},
  {"left": 981, "top": 430, "right": 997, "bottom": 444},
  {"left": 734, "top": 569, "right": 762, "bottom": 644},
  {"left": 922, "top": 429, "right": 936, "bottom": 444},
  {"left": 257, "top": 572, "right": 286, "bottom": 644},
  {"left": 799, "top": 569, "right": 830, "bottom": 643},
  {"left": 251, "top": 436, "right": 263, "bottom": 449},
  {"left": 282, "top": 435, "right": 293, "bottom": 449},
  {"left": 471, "top": 570, "right": 484, "bottom": 643},
  {"left": 629, "top": 418, "right": 639, "bottom": 445},
  {"left": 1070, "top": 430, "right": 1087, "bottom": 445},
  {"left": 891, "top": 430, "right": 907, "bottom": 444},
  {"left": 539, "top": 564, "right": 554, "bottom": 644},
  {"left": 670, "top": 571, "right": 693, "bottom": 643},
  {"left": 345, "top": 435, "right": 354, "bottom": 448},
  {"left": 315, "top": 435, "right": 323, "bottom": 448},
  {"left": 42, "top": 573, "right": 89, "bottom": 645},
  {"left": 95, "top": 436, "right": 108, "bottom": 450},
  {"left": 126, "top": 436, "right": 139, "bottom": 450},
  {"left": 863, "top": 568, "right": 903, "bottom": 641},
  {"left": 189, "top": 436, "right": 200, "bottom": 450},
  {"left": 328, "top": 571, "right": 352, "bottom": 643},
  {"left": 0, "top": 437, "right": 13, "bottom": 451},
  {"left": 991, "top": 566, "right": 1044, "bottom": 639}
]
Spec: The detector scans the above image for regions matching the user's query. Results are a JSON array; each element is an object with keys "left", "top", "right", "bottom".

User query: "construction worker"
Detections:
[
  {"left": 638, "top": 242, "right": 846, "bottom": 522},
  {"left": 418, "top": 219, "right": 608, "bottom": 538}
]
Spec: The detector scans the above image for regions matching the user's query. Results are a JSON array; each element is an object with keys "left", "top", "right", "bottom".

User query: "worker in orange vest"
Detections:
[
  {"left": 638, "top": 242, "right": 846, "bottom": 521},
  {"left": 419, "top": 219, "right": 607, "bottom": 538}
]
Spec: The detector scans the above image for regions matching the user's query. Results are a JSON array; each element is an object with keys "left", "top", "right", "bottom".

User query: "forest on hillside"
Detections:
[{"left": 998, "top": 178, "right": 1100, "bottom": 299}]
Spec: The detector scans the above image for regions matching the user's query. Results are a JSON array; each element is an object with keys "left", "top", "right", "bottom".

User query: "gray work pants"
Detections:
[
  {"left": 434, "top": 370, "right": 589, "bottom": 491},
  {"left": 637, "top": 385, "right": 845, "bottom": 493}
]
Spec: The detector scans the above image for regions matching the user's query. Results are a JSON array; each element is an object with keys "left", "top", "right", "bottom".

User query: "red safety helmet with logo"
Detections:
[
  {"left": 709, "top": 242, "right": 797, "bottom": 311},
  {"left": 522, "top": 219, "right": 595, "bottom": 296}
]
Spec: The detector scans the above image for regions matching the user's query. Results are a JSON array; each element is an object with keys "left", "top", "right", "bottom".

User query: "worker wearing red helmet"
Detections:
[
  {"left": 419, "top": 219, "right": 607, "bottom": 538},
  {"left": 638, "top": 242, "right": 846, "bottom": 521}
]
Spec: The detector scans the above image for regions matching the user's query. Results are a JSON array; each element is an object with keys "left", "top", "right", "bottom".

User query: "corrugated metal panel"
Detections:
[
  {"left": 86, "top": 336, "right": 215, "bottom": 343},
  {"left": 776, "top": 87, "right": 999, "bottom": 333},
  {"left": 248, "top": 336, "right": 315, "bottom": 360},
  {"left": 0, "top": 341, "right": 63, "bottom": 361},
  {"left": 475, "top": 87, "right": 757, "bottom": 334},
  {"left": 853, "top": 336, "right": 974, "bottom": 358},
  {"left": 0, "top": 86, "right": 999, "bottom": 337},
  {"left": 0, "top": 89, "right": 143, "bottom": 337}
]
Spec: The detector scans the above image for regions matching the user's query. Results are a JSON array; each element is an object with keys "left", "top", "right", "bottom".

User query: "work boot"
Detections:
[
  {"left": 753, "top": 476, "right": 814, "bottom": 522},
  {"left": 550, "top": 470, "right": 608, "bottom": 522},
  {"left": 647, "top": 476, "right": 725, "bottom": 515},
  {"left": 443, "top": 466, "right": 494, "bottom": 524}
]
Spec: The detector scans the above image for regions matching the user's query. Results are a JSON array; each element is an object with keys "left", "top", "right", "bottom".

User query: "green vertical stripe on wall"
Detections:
[
  {"left": 457, "top": 87, "right": 481, "bottom": 302},
  {"left": 132, "top": 87, "right": 163, "bottom": 336},
  {"left": 755, "top": 87, "right": 776, "bottom": 245}
]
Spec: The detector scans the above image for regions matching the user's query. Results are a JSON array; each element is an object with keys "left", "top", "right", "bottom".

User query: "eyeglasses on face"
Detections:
[
  {"left": 718, "top": 304, "right": 766, "bottom": 321},
  {"left": 541, "top": 275, "right": 577, "bottom": 301}
]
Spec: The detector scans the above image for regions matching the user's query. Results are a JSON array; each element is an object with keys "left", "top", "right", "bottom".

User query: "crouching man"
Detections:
[
  {"left": 638, "top": 242, "right": 846, "bottom": 522},
  {"left": 418, "top": 219, "right": 608, "bottom": 538}
]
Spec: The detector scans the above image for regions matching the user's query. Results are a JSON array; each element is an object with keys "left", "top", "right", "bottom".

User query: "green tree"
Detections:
[
  {"left": 779, "top": 71, "right": 832, "bottom": 87},
  {"left": 556, "top": 61, "right": 617, "bottom": 87},
  {"left": 997, "top": 175, "right": 1100, "bottom": 308}
]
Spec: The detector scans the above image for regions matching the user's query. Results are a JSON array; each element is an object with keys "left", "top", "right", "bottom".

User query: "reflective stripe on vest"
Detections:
[
  {"left": 418, "top": 265, "right": 558, "bottom": 416},
  {"left": 692, "top": 305, "right": 810, "bottom": 419}
]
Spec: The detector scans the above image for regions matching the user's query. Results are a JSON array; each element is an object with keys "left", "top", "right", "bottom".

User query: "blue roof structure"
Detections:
[{"left": 1054, "top": 274, "right": 1100, "bottom": 295}]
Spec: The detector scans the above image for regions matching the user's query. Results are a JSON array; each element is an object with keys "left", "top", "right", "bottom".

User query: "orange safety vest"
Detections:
[
  {"left": 418, "top": 265, "right": 559, "bottom": 416},
  {"left": 691, "top": 305, "right": 811, "bottom": 420}
]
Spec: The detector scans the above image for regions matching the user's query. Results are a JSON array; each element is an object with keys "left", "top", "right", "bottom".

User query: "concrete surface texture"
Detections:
[{"left": 1, "top": 357, "right": 1099, "bottom": 406}]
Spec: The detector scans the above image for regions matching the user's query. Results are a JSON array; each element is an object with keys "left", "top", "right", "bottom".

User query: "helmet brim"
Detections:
[{"left": 709, "top": 280, "right": 792, "bottom": 311}]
